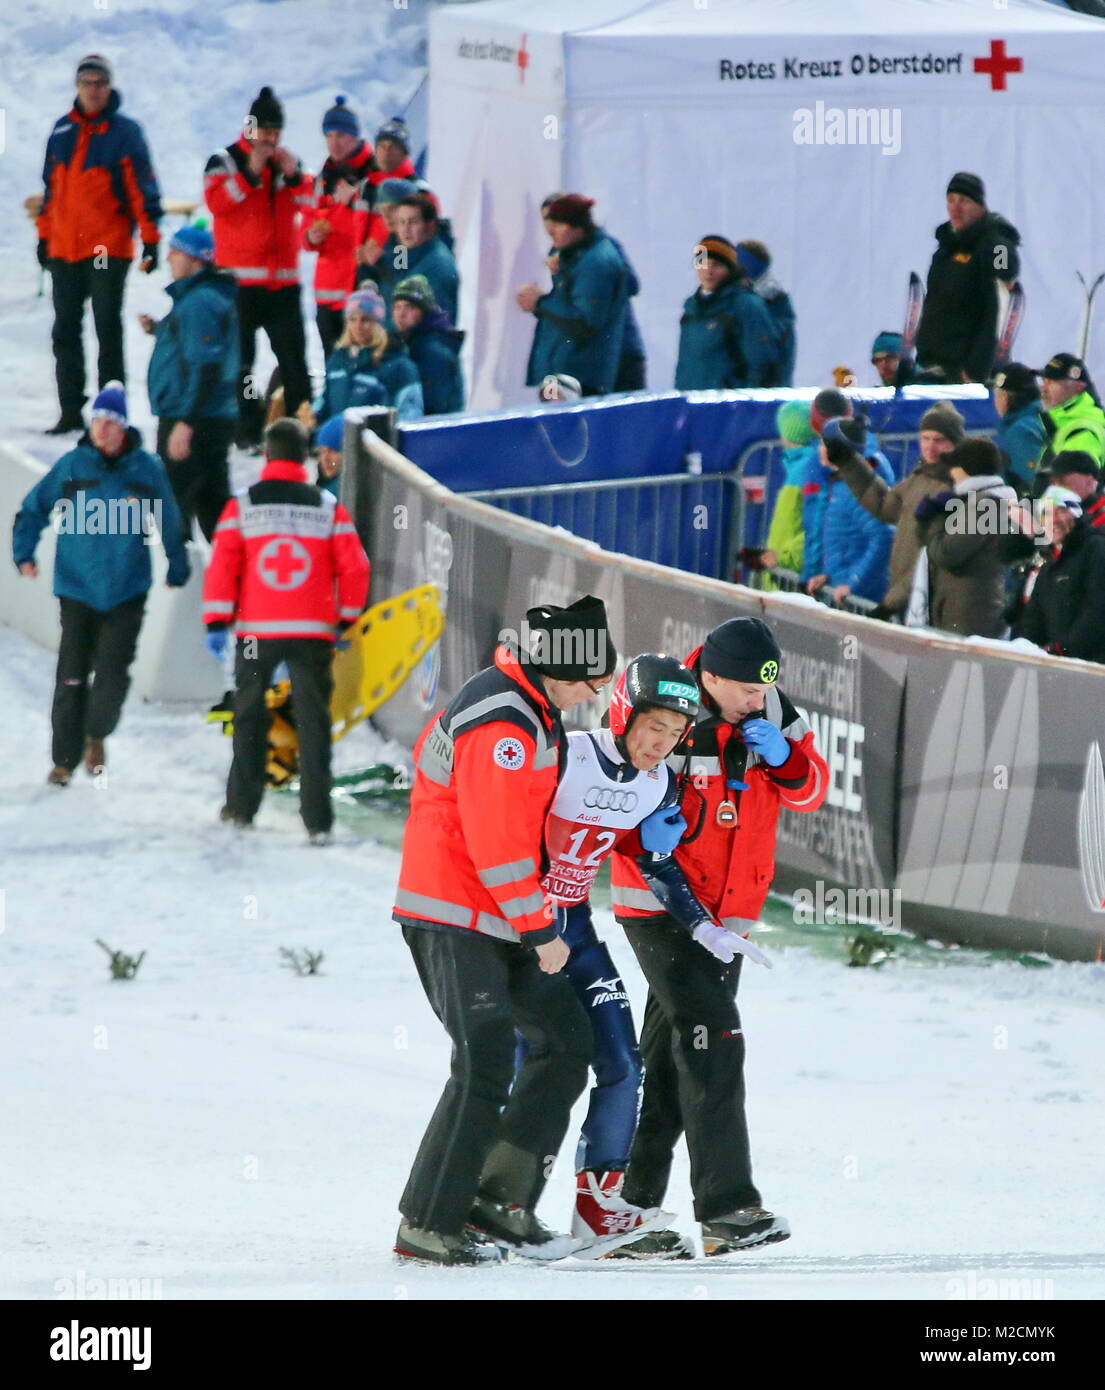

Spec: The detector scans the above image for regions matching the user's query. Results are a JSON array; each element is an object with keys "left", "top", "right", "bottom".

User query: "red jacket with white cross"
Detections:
[{"left": 202, "top": 458, "right": 369, "bottom": 641}]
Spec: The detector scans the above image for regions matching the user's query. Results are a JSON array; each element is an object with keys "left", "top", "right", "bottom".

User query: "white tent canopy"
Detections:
[{"left": 429, "top": 0, "right": 1105, "bottom": 410}]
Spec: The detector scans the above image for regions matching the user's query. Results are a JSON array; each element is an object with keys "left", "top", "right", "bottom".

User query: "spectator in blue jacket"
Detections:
[
  {"left": 519, "top": 193, "right": 630, "bottom": 398},
  {"left": 140, "top": 224, "right": 238, "bottom": 541},
  {"left": 12, "top": 383, "right": 189, "bottom": 786},
  {"left": 314, "top": 286, "right": 423, "bottom": 424},
  {"left": 737, "top": 239, "right": 796, "bottom": 388},
  {"left": 391, "top": 274, "right": 465, "bottom": 415},
  {"left": 991, "top": 362, "right": 1046, "bottom": 495},
  {"left": 801, "top": 404, "right": 895, "bottom": 605},
  {"left": 382, "top": 193, "right": 459, "bottom": 323},
  {"left": 314, "top": 413, "right": 344, "bottom": 497},
  {"left": 674, "top": 235, "right": 780, "bottom": 390},
  {"left": 608, "top": 235, "right": 646, "bottom": 392}
]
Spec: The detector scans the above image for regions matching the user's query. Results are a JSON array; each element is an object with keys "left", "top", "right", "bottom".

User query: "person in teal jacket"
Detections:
[
  {"left": 12, "top": 383, "right": 189, "bottom": 785},
  {"left": 314, "top": 286, "right": 424, "bottom": 423},
  {"left": 143, "top": 224, "right": 238, "bottom": 540},
  {"left": 674, "top": 235, "right": 779, "bottom": 389},
  {"left": 519, "top": 193, "right": 629, "bottom": 397},
  {"left": 391, "top": 275, "right": 465, "bottom": 415},
  {"left": 991, "top": 362, "right": 1045, "bottom": 495}
]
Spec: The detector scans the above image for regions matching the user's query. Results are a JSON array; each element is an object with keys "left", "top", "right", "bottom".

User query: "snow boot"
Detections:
[
  {"left": 701, "top": 1206, "right": 790, "bottom": 1255},
  {"left": 468, "top": 1195, "right": 573, "bottom": 1261},
  {"left": 83, "top": 737, "right": 105, "bottom": 776},
  {"left": 219, "top": 805, "right": 252, "bottom": 828},
  {"left": 45, "top": 411, "right": 85, "bottom": 435},
  {"left": 603, "top": 1227, "right": 696, "bottom": 1261},
  {"left": 307, "top": 830, "right": 333, "bottom": 847},
  {"left": 570, "top": 1170, "right": 673, "bottom": 1259},
  {"left": 393, "top": 1219, "right": 502, "bottom": 1266},
  {"left": 47, "top": 765, "right": 72, "bottom": 787}
]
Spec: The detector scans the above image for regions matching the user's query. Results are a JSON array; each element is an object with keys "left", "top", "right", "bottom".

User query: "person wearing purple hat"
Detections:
[
  {"left": 140, "top": 224, "right": 239, "bottom": 541},
  {"left": 313, "top": 287, "right": 423, "bottom": 423}
]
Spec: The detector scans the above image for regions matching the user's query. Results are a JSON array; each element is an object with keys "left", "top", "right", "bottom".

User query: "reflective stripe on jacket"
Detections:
[
  {"left": 393, "top": 646, "right": 564, "bottom": 945},
  {"left": 202, "top": 458, "right": 369, "bottom": 639}
]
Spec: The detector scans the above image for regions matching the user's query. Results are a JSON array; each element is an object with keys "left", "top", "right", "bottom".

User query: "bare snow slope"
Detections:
[{"left": 2, "top": 624, "right": 1104, "bottom": 1300}]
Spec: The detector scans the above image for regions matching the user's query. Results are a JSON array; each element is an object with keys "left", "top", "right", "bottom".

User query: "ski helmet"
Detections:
[{"left": 609, "top": 653, "right": 701, "bottom": 753}]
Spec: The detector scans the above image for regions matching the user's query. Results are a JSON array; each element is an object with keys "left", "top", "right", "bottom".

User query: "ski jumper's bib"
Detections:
[{"left": 542, "top": 729, "right": 674, "bottom": 905}]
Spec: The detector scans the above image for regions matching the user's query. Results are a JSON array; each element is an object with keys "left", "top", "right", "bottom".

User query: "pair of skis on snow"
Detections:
[{"left": 898, "top": 268, "right": 1105, "bottom": 383}]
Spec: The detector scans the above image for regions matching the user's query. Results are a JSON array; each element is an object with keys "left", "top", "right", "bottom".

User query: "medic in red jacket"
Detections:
[
  {"left": 612, "top": 622, "right": 828, "bottom": 931},
  {"left": 202, "top": 450, "right": 369, "bottom": 641}
]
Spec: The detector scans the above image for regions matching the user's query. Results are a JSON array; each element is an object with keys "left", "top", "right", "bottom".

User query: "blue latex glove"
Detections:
[
  {"left": 335, "top": 623, "right": 353, "bottom": 651},
  {"left": 727, "top": 776, "right": 749, "bottom": 793},
  {"left": 205, "top": 629, "right": 229, "bottom": 661},
  {"left": 639, "top": 804, "right": 688, "bottom": 855},
  {"left": 741, "top": 718, "right": 790, "bottom": 767}
]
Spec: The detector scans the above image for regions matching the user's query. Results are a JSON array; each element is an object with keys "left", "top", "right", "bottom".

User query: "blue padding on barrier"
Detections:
[{"left": 397, "top": 392, "right": 689, "bottom": 491}]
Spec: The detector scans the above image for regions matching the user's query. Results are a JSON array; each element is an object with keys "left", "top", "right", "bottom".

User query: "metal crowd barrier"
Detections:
[{"left": 464, "top": 469, "right": 744, "bottom": 581}]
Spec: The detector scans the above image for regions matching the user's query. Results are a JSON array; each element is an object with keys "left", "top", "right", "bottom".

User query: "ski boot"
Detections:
[
  {"left": 701, "top": 1206, "right": 790, "bottom": 1254},
  {"left": 468, "top": 1195, "right": 573, "bottom": 1261},
  {"left": 394, "top": 1219, "right": 502, "bottom": 1266},
  {"left": 603, "top": 1227, "right": 696, "bottom": 1261},
  {"left": 83, "top": 737, "right": 105, "bottom": 776},
  {"left": 571, "top": 1170, "right": 673, "bottom": 1259},
  {"left": 47, "top": 765, "right": 72, "bottom": 787}
]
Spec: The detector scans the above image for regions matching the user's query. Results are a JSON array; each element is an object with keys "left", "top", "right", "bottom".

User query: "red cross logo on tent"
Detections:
[
  {"left": 258, "top": 537, "right": 311, "bottom": 590},
  {"left": 974, "top": 39, "right": 1023, "bottom": 91},
  {"left": 517, "top": 33, "right": 529, "bottom": 83}
]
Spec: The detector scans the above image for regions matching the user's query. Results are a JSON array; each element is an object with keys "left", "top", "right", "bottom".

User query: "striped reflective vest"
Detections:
[
  {"left": 393, "top": 646, "right": 564, "bottom": 945},
  {"left": 204, "top": 137, "right": 313, "bottom": 289},
  {"left": 202, "top": 458, "right": 368, "bottom": 640}
]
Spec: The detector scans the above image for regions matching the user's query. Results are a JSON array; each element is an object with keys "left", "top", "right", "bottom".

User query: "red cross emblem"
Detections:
[
  {"left": 258, "top": 537, "right": 311, "bottom": 590},
  {"left": 974, "top": 39, "right": 1022, "bottom": 92},
  {"left": 517, "top": 33, "right": 529, "bottom": 83}
]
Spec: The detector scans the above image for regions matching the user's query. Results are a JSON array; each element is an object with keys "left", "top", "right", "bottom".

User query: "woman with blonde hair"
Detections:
[{"left": 314, "top": 286, "right": 423, "bottom": 423}]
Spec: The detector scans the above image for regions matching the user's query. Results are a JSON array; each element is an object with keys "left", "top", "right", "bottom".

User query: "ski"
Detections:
[
  {"left": 994, "top": 278, "right": 1025, "bottom": 367},
  {"left": 895, "top": 270, "right": 924, "bottom": 389},
  {"left": 1077, "top": 270, "right": 1105, "bottom": 360}
]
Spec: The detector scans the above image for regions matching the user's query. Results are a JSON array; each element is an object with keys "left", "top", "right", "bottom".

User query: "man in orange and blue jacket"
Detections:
[{"left": 37, "top": 55, "right": 162, "bottom": 435}]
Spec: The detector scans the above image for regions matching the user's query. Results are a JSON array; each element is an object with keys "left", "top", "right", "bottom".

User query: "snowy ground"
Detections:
[{"left": 3, "top": 621, "right": 1104, "bottom": 1301}]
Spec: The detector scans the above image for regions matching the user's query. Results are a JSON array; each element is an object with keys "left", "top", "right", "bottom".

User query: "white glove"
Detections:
[{"left": 692, "top": 922, "right": 773, "bottom": 969}]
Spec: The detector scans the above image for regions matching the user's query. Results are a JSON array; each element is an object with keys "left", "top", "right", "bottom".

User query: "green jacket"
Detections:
[{"left": 1043, "top": 389, "right": 1105, "bottom": 468}]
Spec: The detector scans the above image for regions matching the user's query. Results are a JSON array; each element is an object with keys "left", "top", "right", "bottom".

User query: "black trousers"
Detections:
[
  {"left": 315, "top": 305, "right": 344, "bottom": 360},
  {"left": 225, "top": 636, "right": 334, "bottom": 833},
  {"left": 620, "top": 914, "right": 761, "bottom": 1222},
  {"left": 50, "top": 256, "right": 131, "bottom": 414},
  {"left": 400, "top": 924, "right": 592, "bottom": 1236},
  {"left": 51, "top": 594, "right": 146, "bottom": 769},
  {"left": 235, "top": 285, "right": 310, "bottom": 446},
  {"left": 156, "top": 417, "right": 234, "bottom": 542}
]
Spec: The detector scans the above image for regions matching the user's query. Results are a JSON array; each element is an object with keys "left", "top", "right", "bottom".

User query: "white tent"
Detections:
[{"left": 428, "top": 0, "right": 1105, "bottom": 410}]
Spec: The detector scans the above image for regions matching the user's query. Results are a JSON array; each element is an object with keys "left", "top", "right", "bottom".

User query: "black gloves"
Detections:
[
  {"left": 37, "top": 239, "right": 49, "bottom": 269},
  {"left": 140, "top": 242, "right": 159, "bottom": 274}
]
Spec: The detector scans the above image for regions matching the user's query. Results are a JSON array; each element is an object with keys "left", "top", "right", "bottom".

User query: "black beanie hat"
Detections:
[
  {"left": 249, "top": 86, "right": 284, "bottom": 130},
  {"left": 701, "top": 617, "right": 781, "bottom": 685},
  {"left": 524, "top": 594, "right": 616, "bottom": 681},
  {"left": 1050, "top": 450, "right": 1101, "bottom": 480},
  {"left": 810, "top": 388, "right": 853, "bottom": 435},
  {"left": 948, "top": 437, "right": 1002, "bottom": 478},
  {"left": 947, "top": 171, "right": 986, "bottom": 205}
]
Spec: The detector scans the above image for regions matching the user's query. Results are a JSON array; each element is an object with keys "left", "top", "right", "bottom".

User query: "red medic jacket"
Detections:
[
  {"left": 393, "top": 645, "right": 564, "bottom": 945},
  {"left": 612, "top": 645, "right": 828, "bottom": 930},
  {"left": 202, "top": 458, "right": 369, "bottom": 640},
  {"left": 303, "top": 141, "right": 379, "bottom": 307},
  {"left": 204, "top": 137, "right": 313, "bottom": 289}
]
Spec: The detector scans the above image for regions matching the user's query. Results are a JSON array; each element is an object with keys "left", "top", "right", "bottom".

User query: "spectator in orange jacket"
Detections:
[
  {"left": 202, "top": 418, "right": 369, "bottom": 842},
  {"left": 303, "top": 96, "right": 380, "bottom": 357},
  {"left": 204, "top": 86, "right": 313, "bottom": 450},
  {"left": 37, "top": 54, "right": 162, "bottom": 434}
]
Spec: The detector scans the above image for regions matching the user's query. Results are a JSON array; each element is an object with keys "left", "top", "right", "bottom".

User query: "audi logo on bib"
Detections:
[{"left": 583, "top": 786, "right": 638, "bottom": 812}]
